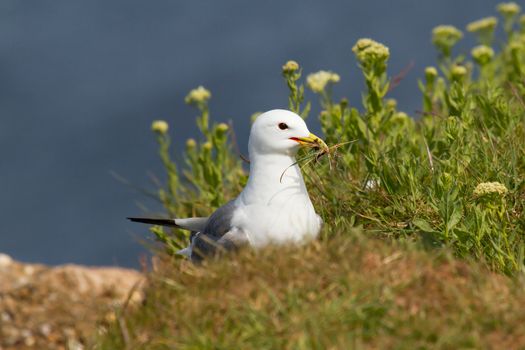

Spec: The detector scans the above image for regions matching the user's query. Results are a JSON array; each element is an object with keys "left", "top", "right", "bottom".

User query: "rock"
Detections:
[
  {"left": 23, "top": 265, "right": 35, "bottom": 275},
  {"left": 0, "top": 254, "right": 12, "bottom": 267},
  {"left": 37, "top": 264, "right": 143, "bottom": 299},
  {"left": 0, "top": 257, "right": 144, "bottom": 350}
]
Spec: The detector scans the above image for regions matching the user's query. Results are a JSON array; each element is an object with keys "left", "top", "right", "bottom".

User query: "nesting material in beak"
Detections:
[{"left": 290, "top": 133, "right": 329, "bottom": 152}]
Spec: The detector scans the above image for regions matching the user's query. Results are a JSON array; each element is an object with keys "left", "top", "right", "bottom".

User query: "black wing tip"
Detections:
[
  {"left": 127, "top": 217, "right": 177, "bottom": 226},
  {"left": 127, "top": 217, "right": 147, "bottom": 223}
]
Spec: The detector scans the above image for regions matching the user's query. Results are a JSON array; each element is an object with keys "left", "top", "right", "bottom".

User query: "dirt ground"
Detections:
[{"left": 0, "top": 253, "right": 143, "bottom": 350}]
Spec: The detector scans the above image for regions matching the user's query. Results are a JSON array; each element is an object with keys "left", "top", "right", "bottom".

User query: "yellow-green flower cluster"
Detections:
[
  {"left": 216, "top": 123, "right": 229, "bottom": 137},
  {"left": 450, "top": 65, "right": 467, "bottom": 80},
  {"left": 467, "top": 17, "right": 498, "bottom": 45},
  {"left": 425, "top": 66, "right": 438, "bottom": 77},
  {"left": 391, "top": 111, "right": 409, "bottom": 124},
  {"left": 497, "top": 2, "right": 521, "bottom": 17},
  {"left": 467, "top": 17, "right": 498, "bottom": 33},
  {"left": 185, "top": 86, "right": 211, "bottom": 105},
  {"left": 186, "top": 138, "right": 196, "bottom": 149},
  {"left": 385, "top": 98, "right": 397, "bottom": 110},
  {"left": 352, "top": 38, "right": 390, "bottom": 64},
  {"left": 151, "top": 120, "right": 169, "bottom": 134},
  {"left": 509, "top": 41, "right": 524, "bottom": 53},
  {"left": 432, "top": 25, "right": 463, "bottom": 55},
  {"left": 425, "top": 66, "right": 438, "bottom": 84},
  {"left": 282, "top": 60, "right": 299, "bottom": 73},
  {"left": 473, "top": 182, "right": 508, "bottom": 197},
  {"left": 306, "top": 70, "right": 340, "bottom": 93},
  {"left": 216, "top": 123, "right": 229, "bottom": 132},
  {"left": 471, "top": 45, "right": 495, "bottom": 65}
]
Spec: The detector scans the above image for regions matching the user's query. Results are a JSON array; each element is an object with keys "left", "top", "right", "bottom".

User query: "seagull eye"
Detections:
[{"left": 278, "top": 123, "right": 288, "bottom": 130}]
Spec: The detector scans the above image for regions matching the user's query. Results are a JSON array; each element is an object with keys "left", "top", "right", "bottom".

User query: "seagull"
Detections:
[{"left": 128, "top": 109, "right": 327, "bottom": 261}]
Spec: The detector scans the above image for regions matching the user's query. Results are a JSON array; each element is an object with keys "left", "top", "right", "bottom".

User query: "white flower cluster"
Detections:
[
  {"left": 497, "top": 2, "right": 521, "bottom": 17},
  {"left": 352, "top": 38, "right": 390, "bottom": 64},
  {"left": 151, "top": 120, "right": 169, "bottom": 134},
  {"left": 185, "top": 86, "right": 211, "bottom": 105},
  {"left": 432, "top": 25, "right": 463, "bottom": 52},
  {"left": 471, "top": 45, "right": 495, "bottom": 65},
  {"left": 282, "top": 60, "right": 300, "bottom": 73},
  {"left": 450, "top": 65, "right": 467, "bottom": 79},
  {"left": 306, "top": 70, "right": 340, "bottom": 93},
  {"left": 467, "top": 17, "right": 498, "bottom": 33},
  {"left": 473, "top": 182, "right": 508, "bottom": 197}
]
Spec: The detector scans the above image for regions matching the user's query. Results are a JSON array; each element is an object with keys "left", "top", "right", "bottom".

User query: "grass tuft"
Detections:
[{"left": 94, "top": 235, "right": 525, "bottom": 349}]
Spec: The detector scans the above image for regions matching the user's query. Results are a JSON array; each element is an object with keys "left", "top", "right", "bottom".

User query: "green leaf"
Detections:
[
  {"left": 446, "top": 209, "right": 462, "bottom": 232},
  {"left": 413, "top": 218, "right": 436, "bottom": 233}
]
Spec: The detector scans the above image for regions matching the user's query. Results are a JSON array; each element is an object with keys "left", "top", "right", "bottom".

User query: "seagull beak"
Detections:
[{"left": 290, "top": 133, "right": 329, "bottom": 152}]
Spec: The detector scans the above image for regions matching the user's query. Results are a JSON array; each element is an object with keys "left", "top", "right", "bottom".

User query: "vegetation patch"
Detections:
[
  {"left": 96, "top": 3, "right": 525, "bottom": 348},
  {"left": 142, "top": 3, "right": 525, "bottom": 275}
]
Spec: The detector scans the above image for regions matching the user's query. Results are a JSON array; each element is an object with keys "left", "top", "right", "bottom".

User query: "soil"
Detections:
[{"left": 0, "top": 253, "right": 143, "bottom": 350}]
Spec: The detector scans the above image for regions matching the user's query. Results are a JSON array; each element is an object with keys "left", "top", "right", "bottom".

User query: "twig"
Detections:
[
  {"left": 388, "top": 60, "right": 415, "bottom": 92},
  {"left": 279, "top": 140, "right": 356, "bottom": 183}
]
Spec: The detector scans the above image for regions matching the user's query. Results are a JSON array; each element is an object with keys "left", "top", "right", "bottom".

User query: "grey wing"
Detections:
[
  {"left": 191, "top": 200, "right": 249, "bottom": 261},
  {"left": 202, "top": 200, "right": 237, "bottom": 238}
]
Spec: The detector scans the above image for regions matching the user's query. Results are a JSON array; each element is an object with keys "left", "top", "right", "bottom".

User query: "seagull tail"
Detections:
[{"left": 127, "top": 216, "right": 208, "bottom": 232}]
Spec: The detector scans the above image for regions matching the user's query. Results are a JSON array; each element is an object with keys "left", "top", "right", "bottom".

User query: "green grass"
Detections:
[
  {"left": 93, "top": 234, "right": 525, "bottom": 349},
  {"left": 144, "top": 4, "right": 525, "bottom": 275}
]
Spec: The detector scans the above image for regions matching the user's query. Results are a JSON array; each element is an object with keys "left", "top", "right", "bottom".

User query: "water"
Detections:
[{"left": 0, "top": 0, "right": 499, "bottom": 267}]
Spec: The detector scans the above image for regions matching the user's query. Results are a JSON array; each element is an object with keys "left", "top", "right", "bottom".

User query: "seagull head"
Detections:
[{"left": 249, "top": 109, "right": 328, "bottom": 157}]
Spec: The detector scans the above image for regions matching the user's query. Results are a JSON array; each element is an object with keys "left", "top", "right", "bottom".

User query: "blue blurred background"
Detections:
[{"left": 0, "top": 0, "right": 499, "bottom": 267}]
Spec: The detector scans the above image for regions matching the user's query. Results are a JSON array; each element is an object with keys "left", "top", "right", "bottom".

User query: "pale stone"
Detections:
[{"left": 0, "top": 254, "right": 13, "bottom": 267}]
